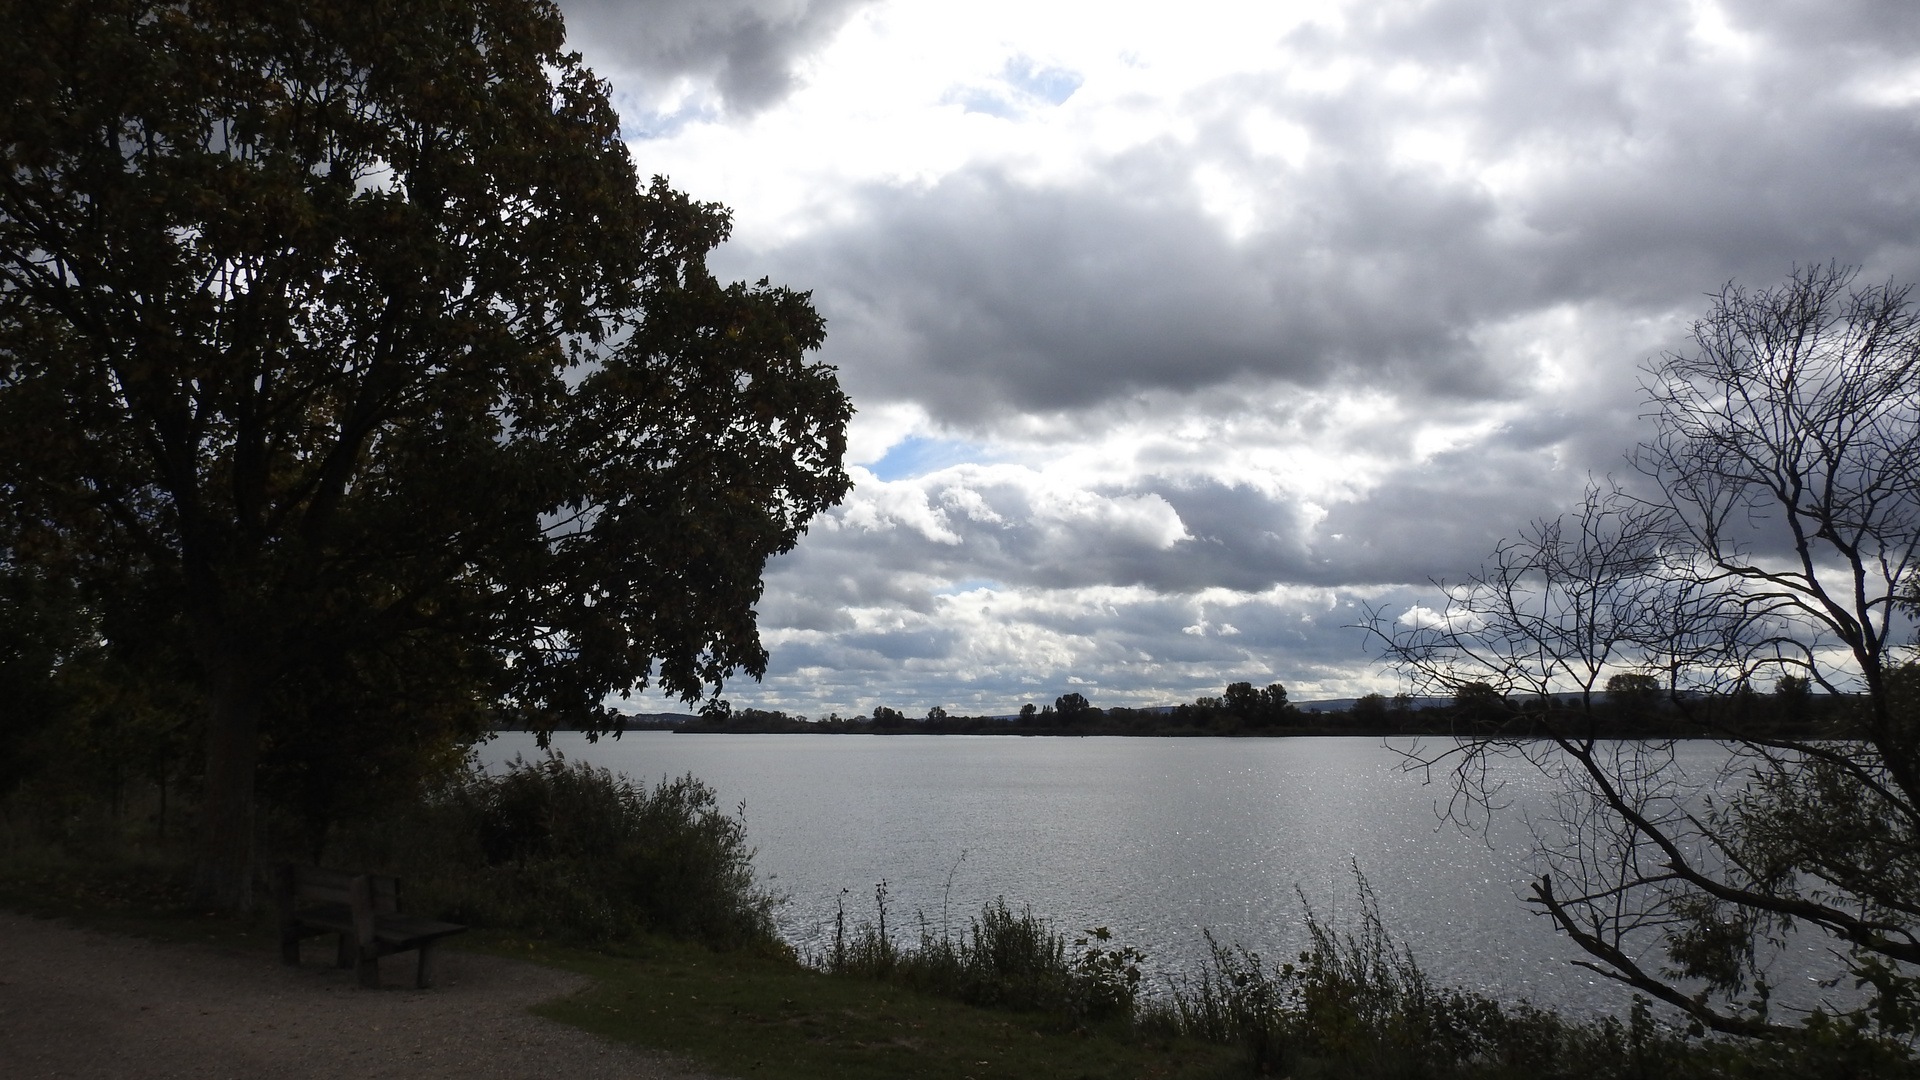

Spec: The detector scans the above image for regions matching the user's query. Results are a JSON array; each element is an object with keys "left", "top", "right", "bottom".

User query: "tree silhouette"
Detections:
[
  {"left": 0, "top": 0, "right": 850, "bottom": 907},
  {"left": 1371, "top": 265, "right": 1920, "bottom": 1037}
]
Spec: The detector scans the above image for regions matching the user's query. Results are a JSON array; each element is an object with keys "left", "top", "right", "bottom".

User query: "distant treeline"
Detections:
[{"left": 569, "top": 675, "right": 1850, "bottom": 740}]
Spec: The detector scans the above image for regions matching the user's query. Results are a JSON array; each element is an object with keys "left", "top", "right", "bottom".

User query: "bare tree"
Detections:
[{"left": 1369, "top": 265, "right": 1920, "bottom": 1041}]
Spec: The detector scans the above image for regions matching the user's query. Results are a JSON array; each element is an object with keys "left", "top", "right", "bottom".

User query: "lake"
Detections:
[{"left": 479, "top": 731, "right": 1845, "bottom": 1018}]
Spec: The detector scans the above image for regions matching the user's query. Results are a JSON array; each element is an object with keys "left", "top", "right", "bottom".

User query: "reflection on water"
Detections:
[{"left": 480, "top": 731, "right": 1844, "bottom": 1017}]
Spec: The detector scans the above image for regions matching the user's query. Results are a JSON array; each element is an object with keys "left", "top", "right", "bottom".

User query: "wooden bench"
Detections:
[{"left": 275, "top": 864, "right": 466, "bottom": 989}]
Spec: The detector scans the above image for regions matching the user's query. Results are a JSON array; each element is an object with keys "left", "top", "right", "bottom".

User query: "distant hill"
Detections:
[{"left": 1294, "top": 697, "right": 1453, "bottom": 713}]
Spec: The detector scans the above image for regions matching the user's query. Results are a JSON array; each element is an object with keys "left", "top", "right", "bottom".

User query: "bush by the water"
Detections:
[
  {"left": 820, "top": 885, "right": 1145, "bottom": 1021},
  {"left": 1144, "top": 874, "right": 1918, "bottom": 1079},
  {"left": 814, "top": 868, "right": 1916, "bottom": 1078},
  {"left": 342, "top": 753, "right": 780, "bottom": 951},
  {"left": 3, "top": 742, "right": 1913, "bottom": 1077}
]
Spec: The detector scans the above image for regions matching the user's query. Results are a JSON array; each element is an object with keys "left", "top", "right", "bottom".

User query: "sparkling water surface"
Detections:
[{"left": 480, "top": 731, "right": 1846, "bottom": 1018}]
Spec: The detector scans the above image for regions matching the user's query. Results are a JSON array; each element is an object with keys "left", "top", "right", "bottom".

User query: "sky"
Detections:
[{"left": 556, "top": 0, "right": 1920, "bottom": 718}]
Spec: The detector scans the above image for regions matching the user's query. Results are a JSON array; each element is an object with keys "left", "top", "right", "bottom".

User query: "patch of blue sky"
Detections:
[
  {"left": 1002, "top": 59, "right": 1083, "bottom": 105},
  {"left": 616, "top": 97, "right": 719, "bottom": 142},
  {"left": 954, "top": 89, "right": 1021, "bottom": 119},
  {"left": 865, "top": 435, "right": 993, "bottom": 481},
  {"left": 948, "top": 58, "right": 1082, "bottom": 118}
]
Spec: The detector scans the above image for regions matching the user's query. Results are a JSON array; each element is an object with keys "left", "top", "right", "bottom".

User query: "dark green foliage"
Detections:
[
  {"left": 1072, "top": 926, "right": 1150, "bottom": 1019},
  {"left": 341, "top": 754, "right": 779, "bottom": 951},
  {"left": 1158, "top": 876, "right": 1512, "bottom": 1075},
  {"left": 1773, "top": 675, "right": 1813, "bottom": 725},
  {"left": 821, "top": 891, "right": 1144, "bottom": 1022},
  {"left": 0, "top": 561, "right": 84, "bottom": 799},
  {"left": 1173, "top": 681, "right": 1299, "bottom": 731},
  {"left": 806, "top": 868, "right": 1916, "bottom": 1076},
  {"left": 1451, "top": 682, "right": 1504, "bottom": 729},
  {"left": 1149, "top": 874, "right": 1917, "bottom": 1079},
  {"left": 1351, "top": 693, "right": 1390, "bottom": 723},
  {"left": 0, "top": 557, "right": 201, "bottom": 837},
  {"left": 257, "top": 636, "right": 492, "bottom": 863},
  {"left": 0, "top": 0, "right": 851, "bottom": 908},
  {"left": 1054, "top": 692, "right": 1097, "bottom": 725}
]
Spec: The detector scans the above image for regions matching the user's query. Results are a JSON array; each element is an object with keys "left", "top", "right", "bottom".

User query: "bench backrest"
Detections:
[{"left": 276, "top": 863, "right": 399, "bottom": 915}]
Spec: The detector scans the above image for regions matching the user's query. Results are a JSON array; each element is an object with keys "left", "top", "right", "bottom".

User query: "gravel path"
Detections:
[{"left": 0, "top": 910, "right": 732, "bottom": 1080}]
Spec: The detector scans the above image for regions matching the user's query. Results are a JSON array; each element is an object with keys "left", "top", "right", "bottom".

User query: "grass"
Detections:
[
  {"left": 0, "top": 760, "right": 1236, "bottom": 1078},
  {"left": 0, "top": 852, "right": 1240, "bottom": 1080},
  {"left": 12, "top": 844, "right": 1919, "bottom": 1080},
  {"left": 496, "top": 931, "right": 1241, "bottom": 1080},
  {"left": 6, "top": 758, "right": 1913, "bottom": 1080},
  {"left": 818, "top": 885, "right": 1147, "bottom": 1021}
]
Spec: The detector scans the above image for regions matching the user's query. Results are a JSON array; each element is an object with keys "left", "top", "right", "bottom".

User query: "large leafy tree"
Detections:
[
  {"left": 1371, "top": 265, "right": 1920, "bottom": 1041},
  {"left": 0, "top": 0, "right": 850, "bottom": 907}
]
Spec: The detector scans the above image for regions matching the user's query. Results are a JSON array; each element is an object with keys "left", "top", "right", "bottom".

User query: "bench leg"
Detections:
[
  {"left": 357, "top": 949, "right": 381, "bottom": 989},
  {"left": 416, "top": 939, "right": 439, "bottom": 990},
  {"left": 280, "top": 928, "right": 300, "bottom": 966},
  {"left": 336, "top": 932, "right": 355, "bottom": 970}
]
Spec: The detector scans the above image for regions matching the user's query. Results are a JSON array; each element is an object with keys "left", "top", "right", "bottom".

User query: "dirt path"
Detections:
[{"left": 0, "top": 911, "right": 732, "bottom": 1080}]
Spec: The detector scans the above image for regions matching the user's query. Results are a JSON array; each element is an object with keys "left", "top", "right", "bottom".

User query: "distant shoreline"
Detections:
[{"left": 507, "top": 706, "right": 1843, "bottom": 742}]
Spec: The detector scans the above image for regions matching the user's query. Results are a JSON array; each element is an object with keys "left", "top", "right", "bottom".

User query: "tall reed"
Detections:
[
  {"left": 1144, "top": 870, "right": 1917, "bottom": 1078},
  {"left": 818, "top": 885, "right": 1144, "bottom": 1020}
]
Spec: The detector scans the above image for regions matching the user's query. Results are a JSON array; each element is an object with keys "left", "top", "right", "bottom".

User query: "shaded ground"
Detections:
[{"left": 0, "top": 910, "right": 730, "bottom": 1080}]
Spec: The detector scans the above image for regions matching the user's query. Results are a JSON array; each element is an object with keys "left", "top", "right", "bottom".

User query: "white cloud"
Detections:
[
  {"left": 843, "top": 400, "right": 929, "bottom": 466},
  {"left": 572, "top": 0, "right": 1920, "bottom": 714},
  {"left": 1398, "top": 605, "right": 1483, "bottom": 634}
]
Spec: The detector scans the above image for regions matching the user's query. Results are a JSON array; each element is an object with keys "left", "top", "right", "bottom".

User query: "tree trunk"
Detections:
[{"left": 193, "top": 663, "right": 261, "bottom": 911}]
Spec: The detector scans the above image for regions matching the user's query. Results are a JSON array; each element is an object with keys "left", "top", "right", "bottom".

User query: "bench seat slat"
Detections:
[{"left": 367, "top": 916, "right": 467, "bottom": 948}]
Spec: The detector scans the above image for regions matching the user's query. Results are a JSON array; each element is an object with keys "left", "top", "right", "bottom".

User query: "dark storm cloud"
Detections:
[
  {"left": 1311, "top": 455, "right": 1578, "bottom": 586},
  {"left": 557, "top": 0, "right": 873, "bottom": 113},
  {"left": 778, "top": 164, "right": 1521, "bottom": 422},
  {"left": 761, "top": 464, "right": 1430, "bottom": 605},
  {"left": 753, "top": 0, "right": 1920, "bottom": 424}
]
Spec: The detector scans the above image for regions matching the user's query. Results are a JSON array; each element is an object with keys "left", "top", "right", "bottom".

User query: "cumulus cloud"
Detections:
[
  {"left": 760, "top": 0, "right": 1920, "bottom": 425},
  {"left": 747, "top": 575, "right": 1411, "bottom": 716},
  {"left": 607, "top": 0, "right": 1920, "bottom": 715}
]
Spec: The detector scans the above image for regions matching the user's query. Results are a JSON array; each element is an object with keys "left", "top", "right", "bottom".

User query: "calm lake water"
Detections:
[{"left": 480, "top": 731, "right": 1845, "bottom": 1018}]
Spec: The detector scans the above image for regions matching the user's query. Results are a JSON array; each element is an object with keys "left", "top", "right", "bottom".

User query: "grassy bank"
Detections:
[
  {"left": 0, "top": 855, "right": 1237, "bottom": 1080},
  {"left": 0, "top": 756, "right": 1236, "bottom": 1080},
  {"left": 4, "top": 754, "right": 1915, "bottom": 1079},
  {"left": 508, "top": 932, "right": 1238, "bottom": 1080},
  {"left": 10, "top": 851, "right": 1914, "bottom": 1080}
]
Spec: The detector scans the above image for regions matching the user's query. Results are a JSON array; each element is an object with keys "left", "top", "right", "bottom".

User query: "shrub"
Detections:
[
  {"left": 1150, "top": 874, "right": 1669, "bottom": 1077},
  {"left": 821, "top": 889, "right": 1142, "bottom": 1021},
  {"left": 1148, "top": 870, "right": 1920, "bottom": 1078},
  {"left": 340, "top": 753, "right": 780, "bottom": 951}
]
